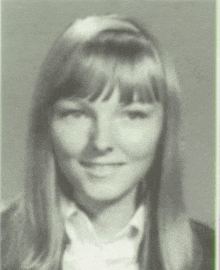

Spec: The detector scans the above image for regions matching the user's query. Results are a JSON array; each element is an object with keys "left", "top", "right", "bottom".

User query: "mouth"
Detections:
[{"left": 80, "top": 161, "right": 126, "bottom": 178}]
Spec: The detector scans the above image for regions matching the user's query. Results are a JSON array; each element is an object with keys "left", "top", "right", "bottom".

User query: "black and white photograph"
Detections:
[{"left": 1, "top": 1, "right": 216, "bottom": 269}]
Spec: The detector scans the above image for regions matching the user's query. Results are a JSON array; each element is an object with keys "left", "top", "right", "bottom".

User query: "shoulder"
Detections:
[
  {"left": 1, "top": 200, "right": 18, "bottom": 217},
  {"left": 1, "top": 200, "right": 23, "bottom": 270},
  {"left": 1, "top": 200, "right": 20, "bottom": 248},
  {"left": 1, "top": 200, "right": 21, "bottom": 232},
  {"left": 190, "top": 219, "right": 215, "bottom": 270}
]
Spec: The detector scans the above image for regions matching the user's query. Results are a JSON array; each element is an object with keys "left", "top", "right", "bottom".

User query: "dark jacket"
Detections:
[
  {"left": 190, "top": 220, "right": 215, "bottom": 270},
  {"left": 1, "top": 205, "right": 215, "bottom": 270}
]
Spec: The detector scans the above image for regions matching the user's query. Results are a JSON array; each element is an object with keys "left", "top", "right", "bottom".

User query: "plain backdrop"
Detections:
[{"left": 1, "top": 0, "right": 215, "bottom": 227}]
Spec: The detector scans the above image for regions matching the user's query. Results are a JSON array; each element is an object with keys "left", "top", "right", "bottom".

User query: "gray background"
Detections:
[{"left": 1, "top": 0, "right": 215, "bottom": 227}]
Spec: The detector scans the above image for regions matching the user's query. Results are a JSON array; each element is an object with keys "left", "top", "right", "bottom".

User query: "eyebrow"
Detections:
[
  {"left": 56, "top": 97, "right": 157, "bottom": 107},
  {"left": 54, "top": 98, "right": 88, "bottom": 107},
  {"left": 54, "top": 99, "right": 159, "bottom": 116}
]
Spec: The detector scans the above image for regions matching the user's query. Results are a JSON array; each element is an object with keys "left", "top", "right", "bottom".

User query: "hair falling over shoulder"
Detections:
[{"left": 1, "top": 14, "right": 202, "bottom": 270}]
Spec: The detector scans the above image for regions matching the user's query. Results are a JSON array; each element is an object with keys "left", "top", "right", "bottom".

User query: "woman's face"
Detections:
[{"left": 51, "top": 86, "right": 163, "bottom": 205}]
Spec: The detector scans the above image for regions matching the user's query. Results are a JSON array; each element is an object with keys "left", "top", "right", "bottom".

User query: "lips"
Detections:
[{"left": 80, "top": 161, "right": 125, "bottom": 178}]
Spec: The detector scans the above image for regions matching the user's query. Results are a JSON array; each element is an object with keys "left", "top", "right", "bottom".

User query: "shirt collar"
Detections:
[
  {"left": 60, "top": 195, "right": 78, "bottom": 219},
  {"left": 60, "top": 195, "right": 146, "bottom": 240}
]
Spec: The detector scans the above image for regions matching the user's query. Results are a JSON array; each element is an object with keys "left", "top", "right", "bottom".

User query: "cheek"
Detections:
[
  {"left": 51, "top": 122, "right": 91, "bottom": 157},
  {"left": 115, "top": 122, "right": 162, "bottom": 159}
]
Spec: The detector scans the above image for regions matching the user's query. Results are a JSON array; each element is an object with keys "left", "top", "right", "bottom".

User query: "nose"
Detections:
[{"left": 91, "top": 116, "right": 114, "bottom": 153}]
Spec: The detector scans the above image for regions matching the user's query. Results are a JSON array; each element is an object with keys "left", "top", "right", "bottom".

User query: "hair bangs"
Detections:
[
  {"left": 48, "top": 53, "right": 116, "bottom": 104},
  {"left": 47, "top": 26, "right": 166, "bottom": 106},
  {"left": 115, "top": 56, "right": 166, "bottom": 105},
  {"left": 49, "top": 55, "right": 165, "bottom": 107}
]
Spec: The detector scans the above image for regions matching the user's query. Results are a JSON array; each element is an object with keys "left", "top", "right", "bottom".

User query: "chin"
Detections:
[{"left": 74, "top": 181, "right": 137, "bottom": 207}]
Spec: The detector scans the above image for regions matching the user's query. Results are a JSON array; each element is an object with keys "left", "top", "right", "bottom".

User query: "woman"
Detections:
[{"left": 1, "top": 15, "right": 213, "bottom": 270}]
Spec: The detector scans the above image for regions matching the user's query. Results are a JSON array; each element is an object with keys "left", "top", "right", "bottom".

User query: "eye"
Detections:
[
  {"left": 60, "top": 109, "right": 87, "bottom": 118},
  {"left": 124, "top": 110, "right": 150, "bottom": 120}
]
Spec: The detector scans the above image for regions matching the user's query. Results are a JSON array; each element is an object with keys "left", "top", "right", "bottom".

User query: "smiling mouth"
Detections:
[{"left": 80, "top": 161, "right": 125, "bottom": 178}]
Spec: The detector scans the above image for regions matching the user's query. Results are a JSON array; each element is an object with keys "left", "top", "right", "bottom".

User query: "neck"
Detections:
[{"left": 74, "top": 188, "right": 138, "bottom": 239}]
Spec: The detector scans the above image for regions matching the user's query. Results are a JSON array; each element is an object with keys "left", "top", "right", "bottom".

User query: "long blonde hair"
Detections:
[{"left": 2, "top": 15, "right": 200, "bottom": 270}]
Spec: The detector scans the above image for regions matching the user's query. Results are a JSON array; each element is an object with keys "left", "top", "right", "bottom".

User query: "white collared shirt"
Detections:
[{"left": 60, "top": 196, "right": 146, "bottom": 270}]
